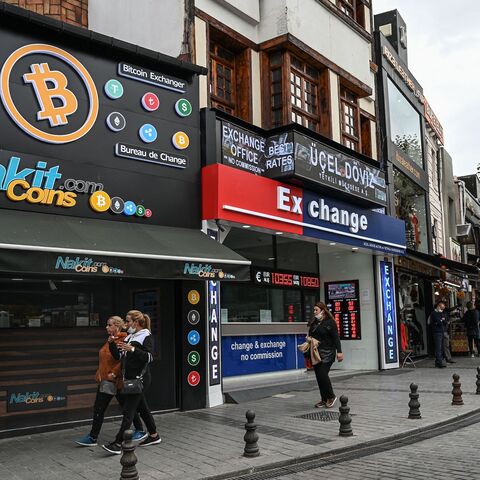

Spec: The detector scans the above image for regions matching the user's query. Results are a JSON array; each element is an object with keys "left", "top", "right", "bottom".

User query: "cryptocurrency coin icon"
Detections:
[
  {"left": 139, "top": 123, "right": 157, "bottom": 143},
  {"left": 136, "top": 205, "right": 146, "bottom": 217},
  {"left": 188, "top": 290, "right": 200, "bottom": 305},
  {"left": 106, "top": 112, "right": 126, "bottom": 132},
  {"left": 172, "top": 131, "right": 189, "bottom": 150},
  {"left": 89, "top": 191, "right": 111, "bottom": 212},
  {"left": 141, "top": 92, "right": 160, "bottom": 112},
  {"left": 144, "top": 209, "right": 153, "bottom": 218},
  {"left": 104, "top": 79, "right": 124, "bottom": 99},
  {"left": 175, "top": 98, "right": 192, "bottom": 117},
  {"left": 187, "top": 351, "right": 200, "bottom": 367},
  {"left": 187, "top": 310, "right": 200, "bottom": 325},
  {"left": 187, "top": 330, "right": 200, "bottom": 346},
  {"left": 110, "top": 196, "right": 125, "bottom": 214},
  {"left": 123, "top": 200, "right": 137, "bottom": 216},
  {"left": 187, "top": 371, "right": 200, "bottom": 387}
]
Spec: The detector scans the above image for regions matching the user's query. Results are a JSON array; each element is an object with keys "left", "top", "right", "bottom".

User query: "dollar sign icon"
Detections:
[{"left": 23, "top": 63, "right": 78, "bottom": 127}]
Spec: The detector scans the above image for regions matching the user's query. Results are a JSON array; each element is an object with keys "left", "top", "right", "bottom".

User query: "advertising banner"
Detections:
[
  {"left": 7, "top": 383, "right": 67, "bottom": 412},
  {"left": 0, "top": 17, "right": 200, "bottom": 228},
  {"left": 219, "top": 120, "right": 386, "bottom": 206},
  {"left": 203, "top": 164, "right": 406, "bottom": 255},
  {"left": 222, "top": 334, "right": 304, "bottom": 377}
]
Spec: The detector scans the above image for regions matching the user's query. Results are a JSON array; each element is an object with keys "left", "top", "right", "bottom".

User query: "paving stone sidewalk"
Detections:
[{"left": 2, "top": 358, "right": 480, "bottom": 480}]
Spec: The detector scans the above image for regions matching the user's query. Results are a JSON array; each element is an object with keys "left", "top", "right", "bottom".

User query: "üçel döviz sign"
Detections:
[{"left": 380, "top": 260, "right": 398, "bottom": 364}]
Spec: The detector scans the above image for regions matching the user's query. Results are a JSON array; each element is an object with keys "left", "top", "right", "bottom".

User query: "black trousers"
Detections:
[
  {"left": 467, "top": 335, "right": 480, "bottom": 355},
  {"left": 90, "top": 388, "right": 143, "bottom": 439},
  {"left": 313, "top": 361, "right": 334, "bottom": 401},
  {"left": 114, "top": 380, "right": 157, "bottom": 444}
]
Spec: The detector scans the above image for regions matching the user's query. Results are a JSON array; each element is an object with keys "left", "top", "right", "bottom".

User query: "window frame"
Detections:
[
  {"left": 340, "top": 84, "right": 360, "bottom": 152},
  {"left": 209, "top": 41, "right": 237, "bottom": 114},
  {"left": 336, "top": 0, "right": 366, "bottom": 28}
]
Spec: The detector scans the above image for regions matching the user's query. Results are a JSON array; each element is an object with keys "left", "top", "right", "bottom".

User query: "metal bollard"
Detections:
[
  {"left": 476, "top": 367, "right": 480, "bottom": 395},
  {"left": 338, "top": 395, "right": 353, "bottom": 437},
  {"left": 408, "top": 383, "right": 421, "bottom": 419},
  {"left": 243, "top": 410, "right": 260, "bottom": 457},
  {"left": 452, "top": 373, "right": 464, "bottom": 406},
  {"left": 120, "top": 430, "right": 139, "bottom": 480}
]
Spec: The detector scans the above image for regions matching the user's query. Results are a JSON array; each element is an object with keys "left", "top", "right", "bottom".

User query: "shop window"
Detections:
[
  {"left": 387, "top": 77, "right": 423, "bottom": 167},
  {"left": 221, "top": 284, "right": 317, "bottom": 323},
  {"left": 209, "top": 29, "right": 251, "bottom": 121},
  {"left": 394, "top": 169, "right": 429, "bottom": 253},
  {"left": 276, "top": 237, "right": 318, "bottom": 274},
  {"left": 336, "top": 0, "right": 366, "bottom": 29},
  {"left": 266, "top": 50, "right": 330, "bottom": 136}
]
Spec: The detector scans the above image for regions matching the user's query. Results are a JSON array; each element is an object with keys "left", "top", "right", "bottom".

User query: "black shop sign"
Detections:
[
  {"left": 7, "top": 383, "right": 67, "bottom": 412},
  {"left": 219, "top": 119, "right": 386, "bottom": 207},
  {"left": 0, "top": 13, "right": 201, "bottom": 228}
]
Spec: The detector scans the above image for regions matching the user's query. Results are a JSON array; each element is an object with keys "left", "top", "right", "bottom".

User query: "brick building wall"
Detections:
[{"left": 3, "top": 0, "right": 88, "bottom": 27}]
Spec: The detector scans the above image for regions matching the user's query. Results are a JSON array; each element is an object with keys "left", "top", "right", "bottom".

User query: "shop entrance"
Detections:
[{"left": 0, "top": 276, "right": 177, "bottom": 436}]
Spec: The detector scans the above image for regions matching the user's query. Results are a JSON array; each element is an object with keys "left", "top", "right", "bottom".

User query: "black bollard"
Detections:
[
  {"left": 452, "top": 373, "right": 464, "bottom": 406},
  {"left": 338, "top": 395, "right": 353, "bottom": 437},
  {"left": 476, "top": 367, "right": 480, "bottom": 395},
  {"left": 120, "top": 430, "right": 139, "bottom": 480},
  {"left": 408, "top": 383, "right": 421, "bottom": 419},
  {"left": 243, "top": 410, "right": 260, "bottom": 457}
]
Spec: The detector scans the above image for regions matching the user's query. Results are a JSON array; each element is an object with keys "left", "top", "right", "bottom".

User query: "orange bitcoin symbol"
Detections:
[{"left": 23, "top": 63, "right": 78, "bottom": 127}]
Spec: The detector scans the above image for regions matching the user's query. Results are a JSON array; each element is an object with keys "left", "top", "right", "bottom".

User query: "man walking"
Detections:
[{"left": 428, "top": 301, "right": 448, "bottom": 368}]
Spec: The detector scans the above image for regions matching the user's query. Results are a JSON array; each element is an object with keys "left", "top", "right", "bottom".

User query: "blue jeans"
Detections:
[{"left": 433, "top": 332, "right": 445, "bottom": 366}]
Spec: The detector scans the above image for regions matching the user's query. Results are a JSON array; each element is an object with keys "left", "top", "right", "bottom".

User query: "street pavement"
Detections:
[{"left": 1, "top": 356, "right": 480, "bottom": 480}]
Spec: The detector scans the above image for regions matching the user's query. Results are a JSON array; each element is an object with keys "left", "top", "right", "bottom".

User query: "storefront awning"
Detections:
[
  {"left": 406, "top": 249, "right": 478, "bottom": 277},
  {"left": 0, "top": 210, "right": 251, "bottom": 281}
]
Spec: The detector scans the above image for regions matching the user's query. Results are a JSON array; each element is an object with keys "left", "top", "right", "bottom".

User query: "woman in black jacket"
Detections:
[
  {"left": 309, "top": 302, "right": 343, "bottom": 408},
  {"left": 102, "top": 310, "right": 161, "bottom": 454}
]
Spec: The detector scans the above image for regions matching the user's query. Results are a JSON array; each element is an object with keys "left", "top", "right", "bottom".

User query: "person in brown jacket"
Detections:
[{"left": 75, "top": 316, "right": 145, "bottom": 446}]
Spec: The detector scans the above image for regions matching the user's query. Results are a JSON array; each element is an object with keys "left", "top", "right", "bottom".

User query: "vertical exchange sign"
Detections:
[
  {"left": 380, "top": 260, "right": 398, "bottom": 366},
  {"left": 207, "top": 229, "right": 221, "bottom": 385}
]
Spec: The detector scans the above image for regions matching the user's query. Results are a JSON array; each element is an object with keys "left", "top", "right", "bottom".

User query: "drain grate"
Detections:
[{"left": 295, "top": 411, "right": 340, "bottom": 422}]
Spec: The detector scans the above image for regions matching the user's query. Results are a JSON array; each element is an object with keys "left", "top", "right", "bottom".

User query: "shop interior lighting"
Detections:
[
  {"left": 242, "top": 225, "right": 251, "bottom": 229},
  {"left": 61, "top": 280, "right": 73, "bottom": 283},
  {"left": 329, "top": 242, "right": 336, "bottom": 246},
  {"left": 352, "top": 247, "right": 359, "bottom": 251},
  {"left": 268, "top": 257, "right": 275, "bottom": 261},
  {"left": 275, "top": 232, "right": 283, "bottom": 235},
  {"left": 11, "top": 278, "right": 23, "bottom": 281}
]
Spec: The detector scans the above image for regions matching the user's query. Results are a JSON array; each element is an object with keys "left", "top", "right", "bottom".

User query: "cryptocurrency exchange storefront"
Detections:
[{"left": 0, "top": 7, "right": 250, "bottom": 437}]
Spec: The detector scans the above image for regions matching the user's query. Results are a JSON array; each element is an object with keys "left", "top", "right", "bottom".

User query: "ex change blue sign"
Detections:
[
  {"left": 380, "top": 260, "right": 398, "bottom": 366},
  {"left": 222, "top": 335, "right": 300, "bottom": 376}
]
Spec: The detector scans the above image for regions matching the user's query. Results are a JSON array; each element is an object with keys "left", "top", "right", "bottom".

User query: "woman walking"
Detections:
[
  {"left": 102, "top": 310, "right": 161, "bottom": 454},
  {"left": 463, "top": 302, "right": 480, "bottom": 357},
  {"left": 309, "top": 302, "right": 343, "bottom": 408},
  {"left": 75, "top": 316, "right": 146, "bottom": 447}
]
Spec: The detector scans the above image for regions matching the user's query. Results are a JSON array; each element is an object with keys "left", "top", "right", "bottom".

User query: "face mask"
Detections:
[
  {"left": 127, "top": 326, "right": 135, "bottom": 334},
  {"left": 314, "top": 313, "right": 321, "bottom": 319}
]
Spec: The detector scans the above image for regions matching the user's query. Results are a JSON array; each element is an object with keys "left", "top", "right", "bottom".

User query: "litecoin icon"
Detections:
[{"left": 110, "top": 196, "right": 125, "bottom": 214}]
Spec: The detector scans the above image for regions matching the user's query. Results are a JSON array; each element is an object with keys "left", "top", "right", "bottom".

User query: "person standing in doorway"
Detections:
[
  {"left": 463, "top": 302, "right": 480, "bottom": 357},
  {"left": 102, "top": 310, "right": 161, "bottom": 455},
  {"left": 428, "top": 301, "right": 448, "bottom": 368},
  {"left": 309, "top": 302, "right": 343, "bottom": 409}
]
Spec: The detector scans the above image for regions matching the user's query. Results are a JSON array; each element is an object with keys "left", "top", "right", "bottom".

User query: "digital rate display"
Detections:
[{"left": 325, "top": 280, "right": 361, "bottom": 340}]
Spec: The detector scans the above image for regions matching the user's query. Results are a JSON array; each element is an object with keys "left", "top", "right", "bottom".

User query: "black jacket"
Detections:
[
  {"left": 429, "top": 310, "right": 448, "bottom": 334},
  {"left": 308, "top": 317, "right": 342, "bottom": 363},
  {"left": 109, "top": 329, "right": 153, "bottom": 382},
  {"left": 464, "top": 310, "right": 480, "bottom": 337}
]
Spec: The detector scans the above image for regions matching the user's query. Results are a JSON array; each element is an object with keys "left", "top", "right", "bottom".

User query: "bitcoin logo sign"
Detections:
[
  {"left": 0, "top": 44, "right": 99, "bottom": 144},
  {"left": 89, "top": 191, "right": 111, "bottom": 212}
]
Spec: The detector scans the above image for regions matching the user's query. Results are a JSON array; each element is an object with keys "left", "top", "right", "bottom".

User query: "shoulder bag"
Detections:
[
  {"left": 121, "top": 356, "right": 149, "bottom": 395},
  {"left": 99, "top": 379, "right": 117, "bottom": 396}
]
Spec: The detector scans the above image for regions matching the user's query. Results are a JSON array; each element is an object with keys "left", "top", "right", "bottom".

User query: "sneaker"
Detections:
[
  {"left": 75, "top": 434, "right": 97, "bottom": 447},
  {"left": 326, "top": 396, "right": 337, "bottom": 408},
  {"left": 472, "top": 354, "right": 476, "bottom": 358},
  {"left": 314, "top": 401, "right": 326, "bottom": 408},
  {"left": 139, "top": 435, "right": 162, "bottom": 447},
  {"left": 132, "top": 430, "right": 148, "bottom": 442},
  {"left": 102, "top": 442, "right": 122, "bottom": 455}
]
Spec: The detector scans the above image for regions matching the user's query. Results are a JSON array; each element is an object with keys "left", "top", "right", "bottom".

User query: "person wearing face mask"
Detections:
[
  {"left": 75, "top": 316, "right": 146, "bottom": 447},
  {"left": 102, "top": 310, "right": 160, "bottom": 455},
  {"left": 309, "top": 302, "right": 343, "bottom": 409}
]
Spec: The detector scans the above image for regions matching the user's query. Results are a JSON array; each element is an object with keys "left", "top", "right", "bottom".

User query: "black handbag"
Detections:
[
  {"left": 99, "top": 379, "right": 117, "bottom": 396},
  {"left": 121, "top": 356, "right": 148, "bottom": 395}
]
